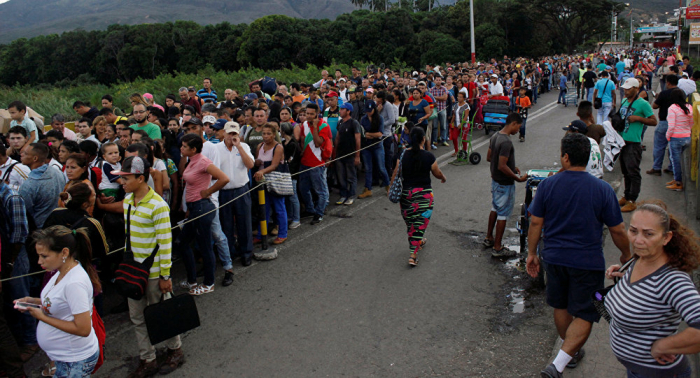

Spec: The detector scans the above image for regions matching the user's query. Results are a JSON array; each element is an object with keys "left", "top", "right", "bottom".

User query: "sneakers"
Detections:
[
  {"left": 127, "top": 358, "right": 160, "bottom": 378},
  {"left": 311, "top": 215, "right": 323, "bottom": 225},
  {"left": 336, "top": 197, "right": 347, "bottom": 205},
  {"left": 491, "top": 246, "right": 516, "bottom": 258},
  {"left": 270, "top": 226, "right": 279, "bottom": 236},
  {"left": 159, "top": 348, "right": 185, "bottom": 375},
  {"left": 431, "top": 144, "right": 438, "bottom": 150},
  {"left": 189, "top": 284, "right": 214, "bottom": 296},
  {"left": 566, "top": 348, "right": 585, "bottom": 368},
  {"left": 289, "top": 221, "right": 301, "bottom": 229},
  {"left": 666, "top": 182, "right": 683, "bottom": 191},
  {"left": 620, "top": 201, "right": 637, "bottom": 212},
  {"left": 618, "top": 197, "right": 627, "bottom": 206},
  {"left": 358, "top": 188, "right": 373, "bottom": 199},
  {"left": 646, "top": 168, "right": 662, "bottom": 176},
  {"left": 272, "top": 237, "right": 287, "bottom": 244},
  {"left": 540, "top": 363, "right": 563, "bottom": 378},
  {"left": 344, "top": 198, "right": 354, "bottom": 206},
  {"left": 441, "top": 141, "right": 449, "bottom": 147},
  {"left": 519, "top": 137, "right": 525, "bottom": 143},
  {"left": 222, "top": 271, "right": 234, "bottom": 287}
]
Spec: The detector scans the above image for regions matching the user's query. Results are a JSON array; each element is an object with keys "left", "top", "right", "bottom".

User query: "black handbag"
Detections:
[
  {"left": 144, "top": 292, "right": 200, "bottom": 345},
  {"left": 593, "top": 79, "right": 609, "bottom": 109},
  {"left": 610, "top": 93, "right": 639, "bottom": 133},
  {"left": 114, "top": 205, "right": 159, "bottom": 300}
]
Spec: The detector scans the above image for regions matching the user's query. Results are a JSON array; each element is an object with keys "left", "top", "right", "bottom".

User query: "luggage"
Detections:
[{"left": 144, "top": 293, "right": 200, "bottom": 345}]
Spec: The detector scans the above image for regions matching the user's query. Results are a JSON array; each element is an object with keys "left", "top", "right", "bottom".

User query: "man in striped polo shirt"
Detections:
[{"left": 115, "top": 156, "right": 185, "bottom": 377}]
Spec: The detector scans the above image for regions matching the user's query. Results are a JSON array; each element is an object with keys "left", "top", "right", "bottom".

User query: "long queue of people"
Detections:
[{"left": 0, "top": 46, "right": 699, "bottom": 378}]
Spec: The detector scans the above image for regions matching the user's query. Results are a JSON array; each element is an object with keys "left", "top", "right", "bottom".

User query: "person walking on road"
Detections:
[
  {"left": 484, "top": 113, "right": 528, "bottom": 258},
  {"left": 526, "top": 133, "right": 631, "bottom": 378},
  {"left": 593, "top": 71, "right": 616, "bottom": 125},
  {"left": 646, "top": 75, "right": 678, "bottom": 177},
  {"left": 605, "top": 203, "right": 700, "bottom": 378},
  {"left": 618, "top": 78, "right": 657, "bottom": 212},
  {"left": 390, "top": 127, "right": 446, "bottom": 266},
  {"left": 665, "top": 89, "right": 694, "bottom": 191}
]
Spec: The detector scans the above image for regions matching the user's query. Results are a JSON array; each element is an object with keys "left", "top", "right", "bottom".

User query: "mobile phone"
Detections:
[{"left": 15, "top": 302, "right": 41, "bottom": 309}]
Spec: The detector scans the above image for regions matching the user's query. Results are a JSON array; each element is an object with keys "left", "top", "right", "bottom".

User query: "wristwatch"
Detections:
[{"left": 160, "top": 275, "right": 170, "bottom": 281}]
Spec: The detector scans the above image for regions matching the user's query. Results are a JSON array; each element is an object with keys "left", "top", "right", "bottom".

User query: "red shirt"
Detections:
[{"left": 182, "top": 97, "right": 202, "bottom": 115}]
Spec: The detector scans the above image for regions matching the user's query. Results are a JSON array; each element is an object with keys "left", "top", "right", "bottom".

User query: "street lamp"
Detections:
[{"left": 470, "top": 0, "right": 475, "bottom": 63}]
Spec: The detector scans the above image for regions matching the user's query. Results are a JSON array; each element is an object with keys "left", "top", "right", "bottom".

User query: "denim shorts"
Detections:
[
  {"left": 54, "top": 349, "right": 99, "bottom": 378},
  {"left": 491, "top": 180, "right": 515, "bottom": 220}
]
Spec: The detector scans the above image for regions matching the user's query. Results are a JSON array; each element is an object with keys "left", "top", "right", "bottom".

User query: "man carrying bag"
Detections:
[{"left": 113, "top": 157, "right": 185, "bottom": 378}]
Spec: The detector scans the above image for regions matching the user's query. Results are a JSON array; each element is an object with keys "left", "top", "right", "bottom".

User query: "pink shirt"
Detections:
[
  {"left": 62, "top": 127, "right": 77, "bottom": 141},
  {"left": 666, "top": 104, "right": 693, "bottom": 141},
  {"left": 182, "top": 153, "right": 212, "bottom": 203}
]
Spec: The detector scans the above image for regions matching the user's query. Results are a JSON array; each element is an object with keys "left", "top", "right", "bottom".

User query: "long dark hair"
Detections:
[
  {"left": 409, "top": 127, "right": 425, "bottom": 156},
  {"left": 669, "top": 88, "right": 690, "bottom": 115},
  {"left": 33, "top": 225, "right": 101, "bottom": 293},
  {"left": 59, "top": 183, "right": 93, "bottom": 211}
]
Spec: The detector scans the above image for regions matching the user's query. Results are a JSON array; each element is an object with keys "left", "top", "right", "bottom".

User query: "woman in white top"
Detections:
[{"left": 14, "top": 225, "right": 101, "bottom": 377}]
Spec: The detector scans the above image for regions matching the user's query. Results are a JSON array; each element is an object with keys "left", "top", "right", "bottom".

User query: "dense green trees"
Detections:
[{"left": 0, "top": 0, "right": 621, "bottom": 87}]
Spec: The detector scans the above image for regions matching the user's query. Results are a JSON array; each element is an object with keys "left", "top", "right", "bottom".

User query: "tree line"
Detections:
[{"left": 0, "top": 0, "right": 622, "bottom": 88}]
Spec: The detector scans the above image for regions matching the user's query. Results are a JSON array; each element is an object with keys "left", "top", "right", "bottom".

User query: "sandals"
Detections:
[
  {"left": 408, "top": 252, "right": 419, "bottom": 267},
  {"left": 41, "top": 362, "right": 56, "bottom": 377},
  {"left": 179, "top": 280, "right": 197, "bottom": 291},
  {"left": 189, "top": 284, "right": 215, "bottom": 296}
]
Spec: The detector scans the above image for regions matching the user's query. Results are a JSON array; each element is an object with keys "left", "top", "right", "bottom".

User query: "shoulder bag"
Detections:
[
  {"left": 114, "top": 205, "right": 159, "bottom": 300},
  {"left": 594, "top": 79, "right": 609, "bottom": 110},
  {"left": 610, "top": 92, "right": 639, "bottom": 133},
  {"left": 591, "top": 256, "right": 637, "bottom": 323},
  {"left": 263, "top": 144, "right": 294, "bottom": 196},
  {"left": 388, "top": 150, "right": 406, "bottom": 204}
]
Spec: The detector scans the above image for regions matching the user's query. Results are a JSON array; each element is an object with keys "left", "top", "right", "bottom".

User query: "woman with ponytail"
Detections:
[
  {"left": 605, "top": 201, "right": 700, "bottom": 377},
  {"left": 14, "top": 225, "right": 101, "bottom": 377},
  {"left": 389, "top": 127, "right": 446, "bottom": 266}
]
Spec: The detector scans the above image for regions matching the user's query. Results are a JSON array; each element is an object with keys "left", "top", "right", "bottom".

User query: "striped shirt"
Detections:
[
  {"left": 666, "top": 104, "right": 693, "bottom": 140},
  {"left": 605, "top": 262, "right": 700, "bottom": 377},
  {"left": 123, "top": 188, "right": 173, "bottom": 279}
]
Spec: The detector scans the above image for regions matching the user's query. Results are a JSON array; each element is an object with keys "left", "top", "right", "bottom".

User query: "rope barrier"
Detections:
[{"left": 0, "top": 132, "right": 394, "bottom": 283}]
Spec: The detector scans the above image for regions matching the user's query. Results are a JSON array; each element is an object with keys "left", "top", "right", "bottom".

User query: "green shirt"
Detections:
[
  {"left": 130, "top": 122, "right": 162, "bottom": 140},
  {"left": 123, "top": 188, "right": 172, "bottom": 279},
  {"left": 619, "top": 97, "right": 654, "bottom": 143},
  {"left": 597, "top": 63, "right": 607, "bottom": 73}
]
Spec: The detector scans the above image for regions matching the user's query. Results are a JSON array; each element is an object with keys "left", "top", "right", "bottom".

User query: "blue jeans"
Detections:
[
  {"left": 299, "top": 165, "right": 328, "bottom": 217},
  {"left": 219, "top": 185, "right": 253, "bottom": 260},
  {"left": 558, "top": 89, "right": 566, "bottom": 103},
  {"left": 9, "top": 247, "right": 37, "bottom": 345},
  {"left": 437, "top": 109, "right": 448, "bottom": 142},
  {"left": 586, "top": 87, "right": 594, "bottom": 102},
  {"left": 597, "top": 102, "right": 613, "bottom": 125},
  {"left": 361, "top": 145, "right": 390, "bottom": 190},
  {"left": 519, "top": 118, "right": 527, "bottom": 138},
  {"left": 533, "top": 85, "right": 538, "bottom": 103},
  {"left": 669, "top": 137, "right": 690, "bottom": 183},
  {"left": 54, "top": 349, "right": 99, "bottom": 378},
  {"left": 179, "top": 199, "right": 216, "bottom": 286},
  {"left": 627, "top": 366, "right": 691, "bottom": 378},
  {"left": 286, "top": 178, "right": 301, "bottom": 223},
  {"left": 491, "top": 180, "right": 515, "bottom": 221},
  {"left": 258, "top": 192, "right": 288, "bottom": 238},
  {"left": 210, "top": 209, "right": 232, "bottom": 271},
  {"left": 652, "top": 121, "right": 669, "bottom": 170}
]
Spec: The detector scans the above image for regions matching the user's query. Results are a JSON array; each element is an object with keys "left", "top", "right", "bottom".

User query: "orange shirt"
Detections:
[
  {"left": 516, "top": 95, "right": 531, "bottom": 109},
  {"left": 292, "top": 94, "right": 306, "bottom": 104}
]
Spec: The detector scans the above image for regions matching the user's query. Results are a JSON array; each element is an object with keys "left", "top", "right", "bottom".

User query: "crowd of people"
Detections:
[{"left": 0, "top": 46, "right": 699, "bottom": 378}]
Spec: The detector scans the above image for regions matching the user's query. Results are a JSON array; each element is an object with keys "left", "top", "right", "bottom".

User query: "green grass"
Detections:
[{"left": 0, "top": 62, "right": 385, "bottom": 122}]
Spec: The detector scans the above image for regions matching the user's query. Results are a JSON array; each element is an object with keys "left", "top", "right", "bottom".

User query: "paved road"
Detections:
[{"left": 23, "top": 89, "right": 691, "bottom": 377}]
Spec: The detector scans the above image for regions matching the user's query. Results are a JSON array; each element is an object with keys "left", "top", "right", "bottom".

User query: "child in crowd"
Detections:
[
  {"left": 98, "top": 142, "right": 122, "bottom": 199},
  {"left": 8, "top": 100, "right": 39, "bottom": 146},
  {"left": 515, "top": 87, "right": 532, "bottom": 142}
]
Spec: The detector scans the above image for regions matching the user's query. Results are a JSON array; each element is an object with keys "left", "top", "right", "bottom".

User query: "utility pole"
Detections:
[
  {"left": 470, "top": 0, "right": 476, "bottom": 63},
  {"left": 630, "top": 18, "right": 633, "bottom": 49}
]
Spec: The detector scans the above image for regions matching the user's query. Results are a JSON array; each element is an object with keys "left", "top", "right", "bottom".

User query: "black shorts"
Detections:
[{"left": 544, "top": 262, "right": 605, "bottom": 323}]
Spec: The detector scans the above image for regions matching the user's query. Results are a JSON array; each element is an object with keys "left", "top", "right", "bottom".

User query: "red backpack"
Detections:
[{"left": 92, "top": 305, "right": 106, "bottom": 373}]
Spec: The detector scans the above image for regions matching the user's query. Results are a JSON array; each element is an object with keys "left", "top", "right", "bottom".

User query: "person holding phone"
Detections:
[{"left": 14, "top": 225, "right": 101, "bottom": 378}]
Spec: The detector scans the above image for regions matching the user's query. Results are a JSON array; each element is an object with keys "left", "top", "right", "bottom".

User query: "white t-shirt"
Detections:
[
  {"left": 489, "top": 82, "right": 504, "bottom": 96},
  {"left": 99, "top": 161, "right": 121, "bottom": 191},
  {"left": 587, "top": 137, "right": 604, "bottom": 179},
  {"left": 84, "top": 135, "right": 101, "bottom": 148},
  {"left": 37, "top": 264, "right": 98, "bottom": 362},
  {"left": 147, "top": 158, "right": 166, "bottom": 191},
  {"left": 0, "top": 158, "right": 31, "bottom": 191},
  {"left": 216, "top": 141, "right": 253, "bottom": 190},
  {"left": 48, "top": 158, "right": 63, "bottom": 174}
]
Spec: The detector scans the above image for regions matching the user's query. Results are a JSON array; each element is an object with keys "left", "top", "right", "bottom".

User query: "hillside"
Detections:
[{"left": 0, "top": 0, "right": 358, "bottom": 43}]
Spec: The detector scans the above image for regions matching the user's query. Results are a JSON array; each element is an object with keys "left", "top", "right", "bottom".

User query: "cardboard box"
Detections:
[{"left": 0, "top": 107, "right": 45, "bottom": 134}]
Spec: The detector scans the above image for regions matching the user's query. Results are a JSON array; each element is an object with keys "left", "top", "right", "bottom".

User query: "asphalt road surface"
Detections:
[{"left": 23, "top": 89, "right": 682, "bottom": 378}]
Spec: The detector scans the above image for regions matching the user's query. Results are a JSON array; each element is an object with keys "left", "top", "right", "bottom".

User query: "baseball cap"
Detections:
[
  {"left": 364, "top": 100, "right": 377, "bottom": 113},
  {"left": 326, "top": 91, "right": 339, "bottom": 98},
  {"left": 111, "top": 156, "right": 150, "bottom": 176},
  {"left": 224, "top": 121, "right": 240, "bottom": 134},
  {"left": 621, "top": 78, "right": 640, "bottom": 89},
  {"left": 339, "top": 102, "right": 353, "bottom": 112},
  {"left": 212, "top": 119, "right": 227, "bottom": 130},
  {"left": 366, "top": 88, "right": 375, "bottom": 93},
  {"left": 202, "top": 115, "right": 216, "bottom": 125},
  {"left": 143, "top": 93, "right": 154, "bottom": 100},
  {"left": 187, "top": 86, "right": 196, "bottom": 92},
  {"left": 244, "top": 93, "right": 258, "bottom": 101},
  {"left": 338, "top": 78, "right": 347, "bottom": 82},
  {"left": 183, "top": 117, "right": 202, "bottom": 127},
  {"left": 491, "top": 74, "right": 498, "bottom": 78},
  {"left": 563, "top": 120, "right": 588, "bottom": 134},
  {"left": 418, "top": 81, "right": 427, "bottom": 86},
  {"left": 412, "top": 71, "right": 419, "bottom": 77}
]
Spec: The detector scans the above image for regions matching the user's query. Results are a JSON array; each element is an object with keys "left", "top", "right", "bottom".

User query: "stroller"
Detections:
[{"left": 482, "top": 95, "right": 511, "bottom": 135}]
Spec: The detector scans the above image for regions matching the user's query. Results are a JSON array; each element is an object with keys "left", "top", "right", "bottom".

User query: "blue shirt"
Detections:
[
  {"left": 528, "top": 170, "right": 623, "bottom": 271},
  {"left": 197, "top": 88, "right": 218, "bottom": 103},
  {"left": 559, "top": 75, "right": 567, "bottom": 89},
  {"left": 594, "top": 78, "right": 616, "bottom": 103},
  {"left": 615, "top": 61, "right": 626, "bottom": 75}
]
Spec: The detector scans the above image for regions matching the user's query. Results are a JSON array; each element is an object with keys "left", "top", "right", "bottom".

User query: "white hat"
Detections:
[
  {"left": 621, "top": 78, "right": 640, "bottom": 89},
  {"left": 202, "top": 115, "right": 216, "bottom": 124},
  {"left": 224, "top": 121, "right": 240, "bottom": 134}
]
